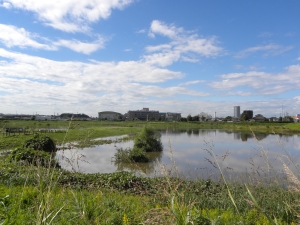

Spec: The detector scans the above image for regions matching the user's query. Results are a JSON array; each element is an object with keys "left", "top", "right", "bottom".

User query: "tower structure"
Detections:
[{"left": 234, "top": 106, "right": 240, "bottom": 118}]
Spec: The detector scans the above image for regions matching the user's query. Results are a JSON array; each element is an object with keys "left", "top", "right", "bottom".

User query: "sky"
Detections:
[{"left": 0, "top": 0, "right": 300, "bottom": 118}]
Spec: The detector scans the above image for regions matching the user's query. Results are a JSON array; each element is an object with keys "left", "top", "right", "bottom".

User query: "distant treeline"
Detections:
[{"left": 59, "top": 113, "right": 90, "bottom": 119}]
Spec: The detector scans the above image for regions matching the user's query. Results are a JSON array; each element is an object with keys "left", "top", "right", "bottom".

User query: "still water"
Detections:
[{"left": 56, "top": 129, "right": 300, "bottom": 180}]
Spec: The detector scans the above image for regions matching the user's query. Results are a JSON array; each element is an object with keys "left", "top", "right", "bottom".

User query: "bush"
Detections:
[
  {"left": 129, "top": 147, "right": 149, "bottom": 162},
  {"left": 114, "top": 147, "right": 131, "bottom": 163},
  {"left": 9, "top": 147, "right": 60, "bottom": 168},
  {"left": 114, "top": 147, "right": 149, "bottom": 163},
  {"left": 133, "top": 126, "right": 162, "bottom": 152},
  {"left": 113, "top": 126, "right": 162, "bottom": 163},
  {"left": 23, "top": 133, "right": 56, "bottom": 153}
]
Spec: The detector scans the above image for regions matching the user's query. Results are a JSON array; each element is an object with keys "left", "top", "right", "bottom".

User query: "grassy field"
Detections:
[
  {"left": 1, "top": 120, "right": 300, "bottom": 224},
  {"left": 1, "top": 155, "right": 299, "bottom": 224},
  {"left": 1, "top": 119, "right": 300, "bottom": 151}
]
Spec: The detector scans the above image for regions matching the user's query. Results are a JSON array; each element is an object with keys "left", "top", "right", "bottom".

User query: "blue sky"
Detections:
[{"left": 0, "top": 0, "right": 299, "bottom": 117}]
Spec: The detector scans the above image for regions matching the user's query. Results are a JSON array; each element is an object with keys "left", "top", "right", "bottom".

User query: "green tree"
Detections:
[
  {"left": 240, "top": 113, "right": 248, "bottom": 121},
  {"left": 187, "top": 114, "right": 192, "bottom": 122},
  {"left": 180, "top": 117, "right": 187, "bottom": 122},
  {"left": 223, "top": 116, "right": 232, "bottom": 121},
  {"left": 192, "top": 115, "right": 199, "bottom": 121}
]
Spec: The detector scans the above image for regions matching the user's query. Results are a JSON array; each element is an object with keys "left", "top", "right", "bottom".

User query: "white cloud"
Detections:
[
  {"left": 54, "top": 38, "right": 105, "bottom": 54},
  {"left": 136, "top": 29, "right": 146, "bottom": 34},
  {"left": 148, "top": 20, "right": 183, "bottom": 39},
  {"left": 0, "top": 48, "right": 213, "bottom": 114},
  {"left": 294, "top": 96, "right": 300, "bottom": 104},
  {"left": 145, "top": 44, "right": 171, "bottom": 52},
  {"left": 1, "top": 0, "right": 135, "bottom": 32},
  {"left": 0, "top": 23, "right": 105, "bottom": 54},
  {"left": 0, "top": 24, "right": 56, "bottom": 50},
  {"left": 1, "top": 2, "right": 11, "bottom": 8},
  {"left": 143, "top": 20, "right": 222, "bottom": 67},
  {"left": 0, "top": 47, "right": 218, "bottom": 116},
  {"left": 235, "top": 43, "right": 293, "bottom": 58},
  {"left": 178, "top": 80, "right": 205, "bottom": 86},
  {"left": 210, "top": 65, "right": 300, "bottom": 95}
]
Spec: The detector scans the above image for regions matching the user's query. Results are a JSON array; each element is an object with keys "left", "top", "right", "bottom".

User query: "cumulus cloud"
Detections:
[
  {"left": 210, "top": 65, "right": 300, "bottom": 95},
  {"left": 0, "top": 0, "right": 135, "bottom": 32},
  {"left": 0, "top": 48, "right": 212, "bottom": 115},
  {"left": 143, "top": 20, "right": 222, "bottom": 67},
  {"left": 235, "top": 43, "right": 293, "bottom": 58},
  {"left": 0, "top": 23, "right": 105, "bottom": 54}
]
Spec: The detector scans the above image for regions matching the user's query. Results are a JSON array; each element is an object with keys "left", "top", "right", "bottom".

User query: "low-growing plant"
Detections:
[
  {"left": 9, "top": 147, "right": 60, "bottom": 168},
  {"left": 23, "top": 133, "right": 56, "bottom": 153}
]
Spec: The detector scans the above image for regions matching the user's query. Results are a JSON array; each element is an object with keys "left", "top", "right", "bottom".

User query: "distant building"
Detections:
[
  {"left": 159, "top": 112, "right": 166, "bottom": 120},
  {"left": 158, "top": 112, "right": 181, "bottom": 121},
  {"left": 242, "top": 110, "right": 253, "bottom": 119},
  {"left": 35, "top": 115, "right": 54, "bottom": 121},
  {"left": 165, "top": 112, "right": 181, "bottom": 121},
  {"left": 98, "top": 111, "right": 122, "bottom": 120},
  {"left": 296, "top": 114, "right": 300, "bottom": 120},
  {"left": 269, "top": 117, "right": 279, "bottom": 122},
  {"left": 253, "top": 114, "right": 266, "bottom": 122},
  {"left": 234, "top": 106, "right": 240, "bottom": 118},
  {"left": 126, "top": 108, "right": 159, "bottom": 121}
]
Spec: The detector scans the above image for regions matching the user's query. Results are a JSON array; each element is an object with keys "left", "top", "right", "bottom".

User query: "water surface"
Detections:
[{"left": 56, "top": 129, "right": 300, "bottom": 180}]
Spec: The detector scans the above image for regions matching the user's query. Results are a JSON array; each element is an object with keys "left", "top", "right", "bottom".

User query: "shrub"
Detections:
[
  {"left": 114, "top": 148, "right": 131, "bottom": 163},
  {"left": 113, "top": 126, "right": 162, "bottom": 163},
  {"left": 133, "top": 126, "right": 162, "bottom": 152},
  {"left": 114, "top": 147, "right": 149, "bottom": 163},
  {"left": 23, "top": 133, "right": 56, "bottom": 153},
  {"left": 9, "top": 147, "right": 60, "bottom": 168},
  {"left": 129, "top": 147, "right": 149, "bottom": 162}
]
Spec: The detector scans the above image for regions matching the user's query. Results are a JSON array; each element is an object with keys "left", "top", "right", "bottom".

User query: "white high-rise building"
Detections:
[{"left": 234, "top": 106, "right": 240, "bottom": 118}]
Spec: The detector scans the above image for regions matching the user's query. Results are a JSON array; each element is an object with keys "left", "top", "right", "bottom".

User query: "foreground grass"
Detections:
[
  {"left": 1, "top": 120, "right": 300, "bottom": 224},
  {"left": 0, "top": 154, "right": 299, "bottom": 224}
]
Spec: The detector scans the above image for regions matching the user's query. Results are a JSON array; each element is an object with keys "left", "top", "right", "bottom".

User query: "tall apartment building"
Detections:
[{"left": 234, "top": 106, "right": 240, "bottom": 118}]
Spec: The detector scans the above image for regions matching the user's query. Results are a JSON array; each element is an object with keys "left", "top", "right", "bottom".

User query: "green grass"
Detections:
[
  {"left": 1, "top": 119, "right": 300, "bottom": 224},
  {"left": 1, "top": 120, "right": 300, "bottom": 151},
  {"left": 0, "top": 153, "right": 299, "bottom": 224}
]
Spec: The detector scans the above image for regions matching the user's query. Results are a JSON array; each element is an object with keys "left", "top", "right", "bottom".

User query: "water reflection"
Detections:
[
  {"left": 114, "top": 151, "right": 163, "bottom": 175},
  {"left": 56, "top": 129, "right": 300, "bottom": 180}
]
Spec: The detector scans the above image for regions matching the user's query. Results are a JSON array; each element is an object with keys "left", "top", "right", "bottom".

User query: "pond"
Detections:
[{"left": 56, "top": 129, "right": 300, "bottom": 180}]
